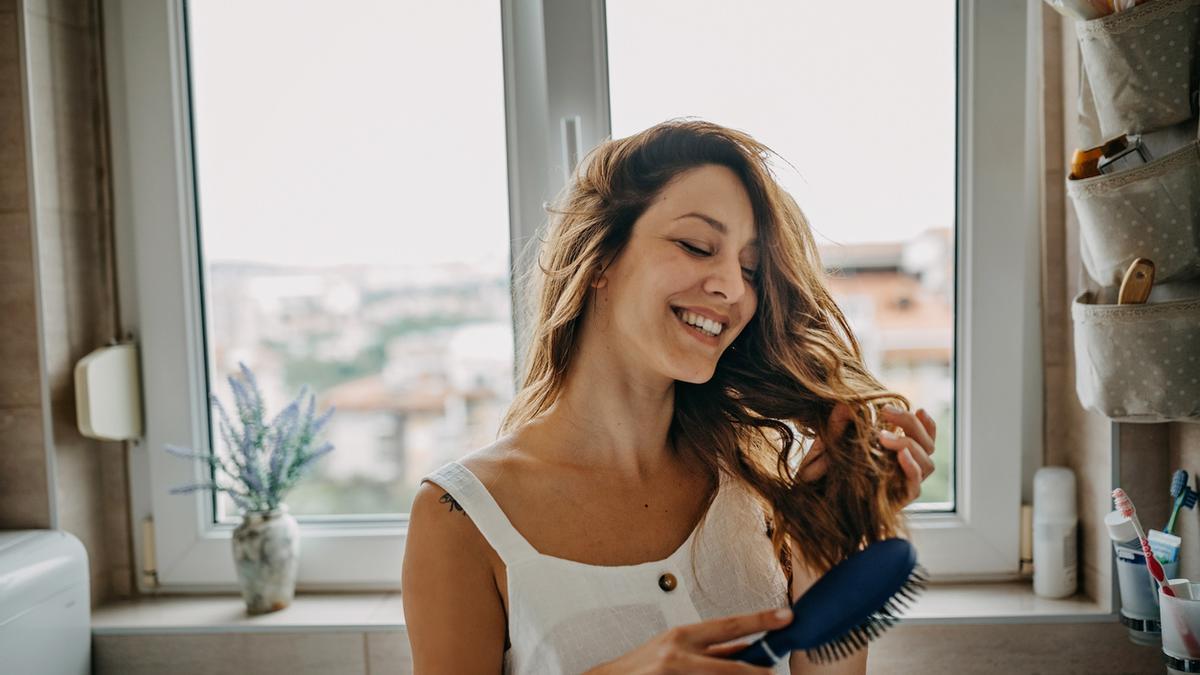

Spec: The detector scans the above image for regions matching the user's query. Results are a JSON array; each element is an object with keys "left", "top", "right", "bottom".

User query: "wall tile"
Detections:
[
  {"left": 0, "top": 405, "right": 51, "bottom": 528},
  {"left": 0, "top": 212, "right": 41, "bottom": 407},
  {"left": 366, "top": 631, "right": 412, "bottom": 675},
  {"left": 869, "top": 622, "right": 1159, "bottom": 674},
  {"left": 24, "top": 0, "right": 91, "bottom": 30},
  {"left": 53, "top": 422, "right": 109, "bottom": 605},
  {"left": 0, "top": 10, "right": 29, "bottom": 213},
  {"left": 48, "top": 21, "right": 100, "bottom": 216},
  {"left": 99, "top": 440, "right": 134, "bottom": 598},
  {"left": 1168, "top": 423, "right": 1200, "bottom": 581},
  {"left": 93, "top": 632, "right": 369, "bottom": 675}
]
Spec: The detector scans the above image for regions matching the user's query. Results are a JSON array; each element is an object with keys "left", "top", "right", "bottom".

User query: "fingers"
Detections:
[
  {"left": 880, "top": 405, "right": 936, "bottom": 458},
  {"left": 678, "top": 607, "right": 793, "bottom": 648},
  {"left": 899, "top": 448, "right": 923, "bottom": 503},
  {"left": 915, "top": 408, "right": 937, "bottom": 444},
  {"left": 678, "top": 654, "right": 775, "bottom": 674},
  {"left": 879, "top": 431, "right": 936, "bottom": 480}
]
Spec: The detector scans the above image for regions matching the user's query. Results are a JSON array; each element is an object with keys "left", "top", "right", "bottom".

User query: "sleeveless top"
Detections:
[{"left": 423, "top": 461, "right": 792, "bottom": 675}]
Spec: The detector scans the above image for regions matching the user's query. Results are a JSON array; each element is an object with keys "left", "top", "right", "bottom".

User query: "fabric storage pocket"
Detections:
[
  {"left": 1068, "top": 134, "right": 1200, "bottom": 285},
  {"left": 1072, "top": 290, "right": 1200, "bottom": 422},
  {"left": 1076, "top": 0, "right": 1200, "bottom": 137}
]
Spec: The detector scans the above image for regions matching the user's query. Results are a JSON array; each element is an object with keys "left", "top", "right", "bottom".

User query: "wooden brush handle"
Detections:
[{"left": 1118, "top": 258, "right": 1155, "bottom": 305}]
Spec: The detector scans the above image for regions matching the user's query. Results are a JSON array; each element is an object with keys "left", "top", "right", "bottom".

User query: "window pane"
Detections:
[
  {"left": 606, "top": 0, "right": 956, "bottom": 507},
  {"left": 185, "top": 0, "right": 513, "bottom": 519}
]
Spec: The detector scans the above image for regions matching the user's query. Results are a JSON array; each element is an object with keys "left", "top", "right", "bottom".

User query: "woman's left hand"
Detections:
[
  {"left": 797, "top": 404, "right": 937, "bottom": 507},
  {"left": 877, "top": 405, "right": 937, "bottom": 506}
]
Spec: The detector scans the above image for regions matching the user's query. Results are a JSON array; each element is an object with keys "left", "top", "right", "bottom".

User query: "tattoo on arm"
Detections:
[{"left": 439, "top": 493, "right": 466, "bottom": 515}]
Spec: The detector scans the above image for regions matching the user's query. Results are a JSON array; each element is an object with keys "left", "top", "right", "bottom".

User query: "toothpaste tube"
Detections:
[{"left": 1149, "top": 529, "right": 1182, "bottom": 564}]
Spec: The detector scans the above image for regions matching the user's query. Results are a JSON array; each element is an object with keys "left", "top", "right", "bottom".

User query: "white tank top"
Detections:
[{"left": 423, "top": 461, "right": 792, "bottom": 674}]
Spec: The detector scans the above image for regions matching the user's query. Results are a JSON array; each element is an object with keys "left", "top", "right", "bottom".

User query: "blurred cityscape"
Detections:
[{"left": 205, "top": 227, "right": 954, "bottom": 519}]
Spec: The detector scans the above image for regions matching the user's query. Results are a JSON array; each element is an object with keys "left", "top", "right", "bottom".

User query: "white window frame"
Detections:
[{"left": 105, "top": 0, "right": 1034, "bottom": 591}]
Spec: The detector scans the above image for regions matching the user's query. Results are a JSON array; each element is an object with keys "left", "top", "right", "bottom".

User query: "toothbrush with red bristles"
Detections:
[{"left": 1113, "top": 488, "right": 1200, "bottom": 656}]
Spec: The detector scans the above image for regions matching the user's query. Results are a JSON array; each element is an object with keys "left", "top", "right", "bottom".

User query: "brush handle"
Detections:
[
  {"left": 1141, "top": 538, "right": 1168, "bottom": 585},
  {"left": 1166, "top": 491, "right": 1186, "bottom": 535},
  {"left": 730, "top": 640, "right": 783, "bottom": 667}
]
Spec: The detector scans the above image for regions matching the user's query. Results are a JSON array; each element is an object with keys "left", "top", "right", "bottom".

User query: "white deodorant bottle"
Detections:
[{"left": 1033, "top": 466, "right": 1078, "bottom": 598}]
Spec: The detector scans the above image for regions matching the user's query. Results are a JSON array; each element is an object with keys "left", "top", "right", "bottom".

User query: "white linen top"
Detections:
[{"left": 423, "top": 461, "right": 792, "bottom": 675}]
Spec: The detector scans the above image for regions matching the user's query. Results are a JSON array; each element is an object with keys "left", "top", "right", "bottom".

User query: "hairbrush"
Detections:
[{"left": 727, "top": 537, "right": 927, "bottom": 666}]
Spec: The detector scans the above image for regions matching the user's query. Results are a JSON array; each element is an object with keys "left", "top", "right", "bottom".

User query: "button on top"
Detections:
[{"left": 658, "top": 572, "right": 677, "bottom": 592}]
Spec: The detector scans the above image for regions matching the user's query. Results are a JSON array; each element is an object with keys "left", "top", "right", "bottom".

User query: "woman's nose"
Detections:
[{"left": 702, "top": 256, "right": 746, "bottom": 303}]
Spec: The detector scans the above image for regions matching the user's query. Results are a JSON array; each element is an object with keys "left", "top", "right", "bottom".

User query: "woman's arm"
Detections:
[
  {"left": 402, "top": 481, "right": 508, "bottom": 674},
  {"left": 786, "top": 539, "right": 868, "bottom": 675}
]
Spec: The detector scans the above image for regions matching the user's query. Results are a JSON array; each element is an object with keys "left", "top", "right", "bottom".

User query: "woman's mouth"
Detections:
[{"left": 672, "top": 308, "right": 724, "bottom": 341}]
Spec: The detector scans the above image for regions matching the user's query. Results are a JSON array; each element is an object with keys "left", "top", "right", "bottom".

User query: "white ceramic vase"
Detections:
[{"left": 232, "top": 505, "right": 300, "bottom": 614}]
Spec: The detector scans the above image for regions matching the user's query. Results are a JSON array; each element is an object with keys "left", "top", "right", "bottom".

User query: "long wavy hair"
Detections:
[{"left": 500, "top": 119, "right": 911, "bottom": 575}]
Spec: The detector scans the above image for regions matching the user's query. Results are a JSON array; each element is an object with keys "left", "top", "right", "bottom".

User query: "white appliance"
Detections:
[{"left": 0, "top": 530, "right": 91, "bottom": 675}]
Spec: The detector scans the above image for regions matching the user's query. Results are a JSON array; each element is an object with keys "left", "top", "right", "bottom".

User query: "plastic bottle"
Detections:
[{"left": 1033, "top": 466, "right": 1078, "bottom": 598}]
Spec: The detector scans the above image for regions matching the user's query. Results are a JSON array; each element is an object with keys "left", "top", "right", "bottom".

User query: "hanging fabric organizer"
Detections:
[{"left": 1069, "top": 0, "right": 1200, "bottom": 423}]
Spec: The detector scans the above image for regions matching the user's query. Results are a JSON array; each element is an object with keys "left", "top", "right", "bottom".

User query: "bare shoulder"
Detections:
[{"left": 402, "top": 440, "right": 520, "bottom": 673}]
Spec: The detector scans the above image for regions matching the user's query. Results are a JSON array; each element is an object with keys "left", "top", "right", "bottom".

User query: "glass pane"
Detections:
[
  {"left": 186, "top": 0, "right": 513, "bottom": 520},
  {"left": 606, "top": 0, "right": 956, "bottom": 507}
]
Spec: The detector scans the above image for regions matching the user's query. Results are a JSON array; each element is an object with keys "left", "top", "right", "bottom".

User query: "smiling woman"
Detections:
[{"left": 402, "top": 120, "right": 937, "bottom": 674}]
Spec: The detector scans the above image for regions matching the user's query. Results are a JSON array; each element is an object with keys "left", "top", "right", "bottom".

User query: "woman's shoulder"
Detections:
[{"left": 452, "top": 433, "right": 538, "bottom": 488}]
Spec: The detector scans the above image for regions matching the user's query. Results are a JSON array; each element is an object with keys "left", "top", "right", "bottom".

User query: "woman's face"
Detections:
[{"left": 594, "top": 164, "right": 760, "bottom": 384}]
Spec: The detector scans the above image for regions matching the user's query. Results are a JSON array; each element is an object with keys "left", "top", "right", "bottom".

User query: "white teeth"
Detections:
[{"left": 675, "top": 309, "right": 723, "bottom": 337}]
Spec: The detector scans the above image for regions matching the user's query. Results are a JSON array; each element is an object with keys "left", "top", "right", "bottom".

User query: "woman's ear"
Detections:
[{"left": 591, "top": 270, "right": 608, "bottom": 289}]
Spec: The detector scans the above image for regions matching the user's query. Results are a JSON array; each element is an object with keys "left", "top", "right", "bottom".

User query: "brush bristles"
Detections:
[
  {"left": 805, "top": 567, "right": 929, "bottom": 665},
  {"left": 1113, "top": 488, "right": 1134, "bottom": 517}
]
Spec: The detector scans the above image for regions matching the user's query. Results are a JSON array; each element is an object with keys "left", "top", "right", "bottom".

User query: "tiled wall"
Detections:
[
  {"left": 0, "top": 0, "right": 132, "bottom": 605},
  {"left": 0, "top": 0, "right": 53, "bottom": 530}
]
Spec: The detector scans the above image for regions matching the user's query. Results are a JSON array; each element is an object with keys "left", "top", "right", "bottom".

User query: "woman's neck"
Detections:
[{"left": 532, "top": 319, "right": 678, "bottom": 480}]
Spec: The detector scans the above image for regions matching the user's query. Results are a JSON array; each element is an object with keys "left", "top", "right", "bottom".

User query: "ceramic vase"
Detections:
[{"left": 232, "top": 505, "right": 300, "bottom": 614}]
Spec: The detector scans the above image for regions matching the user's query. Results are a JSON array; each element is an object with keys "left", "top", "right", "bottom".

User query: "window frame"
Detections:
[{"left": 105, "top": 0, "right": 1034, "bottom": 591}]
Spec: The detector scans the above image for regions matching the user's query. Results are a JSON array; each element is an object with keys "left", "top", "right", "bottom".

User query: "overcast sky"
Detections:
[{"left": 187, "top": 1, "right": 955, "bottom": 270}]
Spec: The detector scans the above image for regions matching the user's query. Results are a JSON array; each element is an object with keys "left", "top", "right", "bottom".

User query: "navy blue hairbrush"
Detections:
[{"left": 728, "top": 537, "right": 927, "bottom": 666}]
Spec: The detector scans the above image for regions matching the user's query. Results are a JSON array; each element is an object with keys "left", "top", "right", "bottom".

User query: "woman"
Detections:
[{"left": 402, "top": 120, "right": 937, "bottom": 674}]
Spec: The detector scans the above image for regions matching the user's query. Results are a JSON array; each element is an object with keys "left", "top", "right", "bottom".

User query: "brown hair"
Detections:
[{"left": 501, "top": 119, "right": 911, "bottom": 575}]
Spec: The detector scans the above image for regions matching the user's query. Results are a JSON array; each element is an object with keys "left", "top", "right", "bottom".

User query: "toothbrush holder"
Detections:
[
  {"left": 1115, "top": 543, "right": 1181, "bottom": 646},
  {"left": 1159, "top": 583, "right": 1200, "bottom": 674}
]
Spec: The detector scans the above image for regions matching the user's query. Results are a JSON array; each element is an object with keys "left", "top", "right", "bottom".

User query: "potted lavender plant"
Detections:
[{"left": 166, "top": 363, "right": 335, "bottom": 615}]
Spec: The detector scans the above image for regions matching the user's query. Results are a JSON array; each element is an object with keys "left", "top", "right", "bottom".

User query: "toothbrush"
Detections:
[
  {"left": 1114, "top": 488, "right": 1200, "bottom": 656},
  {"left": 1114, "top": 488, "right": 1173, "bottom": 593},
  {"left": 1165, "top": 470, "right": 1198, "bottom": 535}
]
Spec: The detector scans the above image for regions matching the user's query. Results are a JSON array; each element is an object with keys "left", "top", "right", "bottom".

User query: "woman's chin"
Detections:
[{"left": 671, "top": 364, "right": 717, "bottom": 385}]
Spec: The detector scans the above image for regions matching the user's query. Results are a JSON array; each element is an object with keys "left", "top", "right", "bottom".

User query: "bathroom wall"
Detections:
[
  {"left": 0, "top": 0, "right": 53, "bottom": 531},
  {"left": 1170, "top": 424, "right": 1200, "bottom": 580},
  {"left": 0, "top": 0, "right": 132, "bottom": 605}
]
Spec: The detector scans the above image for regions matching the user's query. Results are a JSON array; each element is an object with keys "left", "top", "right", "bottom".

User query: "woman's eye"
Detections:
[
  {"left": 742, "top": 267, "right": 757, "bottom": 282},
  {"left": 679, "top": 241, "right": 712, "bottom": 256}
]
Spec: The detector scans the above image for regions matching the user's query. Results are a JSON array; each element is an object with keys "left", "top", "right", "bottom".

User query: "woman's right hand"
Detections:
[{"left": 584, "top": 607, "right": 793, "bottom": 674}]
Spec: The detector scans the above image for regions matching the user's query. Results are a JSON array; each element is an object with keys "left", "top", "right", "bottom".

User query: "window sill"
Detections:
[
  {"left": 91, "top": 581, "right": 1112, "bottom": 636},
  {"left": 92, "top": 592, "right": 406, "bottom": 635}
]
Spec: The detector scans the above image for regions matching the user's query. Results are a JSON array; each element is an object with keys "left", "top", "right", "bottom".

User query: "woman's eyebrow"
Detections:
[{"left": 675, "top": 212, "right": 758, "bottom": 246}]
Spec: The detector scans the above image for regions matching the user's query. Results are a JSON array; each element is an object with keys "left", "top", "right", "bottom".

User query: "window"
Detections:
[{"left": 106, "top": 0, "right": 1035, "bottom": 589}]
